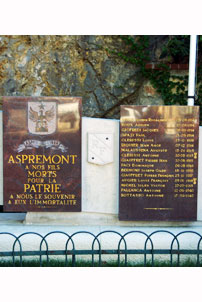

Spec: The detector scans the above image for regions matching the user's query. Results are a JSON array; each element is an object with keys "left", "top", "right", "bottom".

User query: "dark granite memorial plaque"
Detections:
[
  {"left": 3, "top": 97, "right": 82, "bottom": 212},
  {"left": 119, "top": 105, "right": 199, "bottom": 221}
]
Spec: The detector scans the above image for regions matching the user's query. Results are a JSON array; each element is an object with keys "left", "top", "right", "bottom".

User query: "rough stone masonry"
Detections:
[{"left": 0, "top": 35, "right": 165, "bottom": 118}]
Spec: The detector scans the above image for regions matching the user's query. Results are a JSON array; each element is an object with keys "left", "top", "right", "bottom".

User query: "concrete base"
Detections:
[
  {"left": 0, "top": 213, "right": 26, "bottom": 224},
  {"left": 24, "top": 211, "right": 202, "bottom": 227}
]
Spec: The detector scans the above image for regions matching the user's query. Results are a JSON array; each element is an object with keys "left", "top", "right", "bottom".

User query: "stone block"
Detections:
[{"left": 82, "top": 117, "right": 119, "bottom": 214}]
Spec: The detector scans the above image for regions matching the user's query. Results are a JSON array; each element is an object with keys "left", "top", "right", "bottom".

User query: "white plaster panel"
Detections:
[
  {"left": 88, "top": 133, "right": 114, "bottom": 165},
  {"left": 82, "top": 117, "right": 119, "bottom": 214}
]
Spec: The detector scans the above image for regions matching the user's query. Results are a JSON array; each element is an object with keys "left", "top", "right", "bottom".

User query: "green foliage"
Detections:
[
  {"left": 112, "top": 35, "right": 202, "bottom": 124},
  {"left": 160, "top": 35, "right": 190, "bottom": 62}
]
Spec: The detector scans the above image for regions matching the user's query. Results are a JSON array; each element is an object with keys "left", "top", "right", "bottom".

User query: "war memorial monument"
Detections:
[{"left": 1, "top": 97, "right": 200, "bottom": 223}]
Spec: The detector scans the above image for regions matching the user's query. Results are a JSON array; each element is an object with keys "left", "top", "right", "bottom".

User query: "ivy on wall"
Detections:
[{"left": 109, "top": 35, "right": 202, "bottom": 124}]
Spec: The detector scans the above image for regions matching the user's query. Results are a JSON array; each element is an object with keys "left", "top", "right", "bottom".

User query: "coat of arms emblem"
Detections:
[{"left": 28, "top": 101, "right": 56, "bottom": 135}]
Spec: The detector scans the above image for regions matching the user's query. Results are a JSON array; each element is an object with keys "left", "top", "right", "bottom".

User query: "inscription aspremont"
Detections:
[{"left": 3, "top": 97, "right": 82, "bottom": 212}]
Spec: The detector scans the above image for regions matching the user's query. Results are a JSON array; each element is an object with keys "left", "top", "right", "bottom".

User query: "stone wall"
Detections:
[{"left": 0, "top": 35, "right": 171, "bottom": 118}]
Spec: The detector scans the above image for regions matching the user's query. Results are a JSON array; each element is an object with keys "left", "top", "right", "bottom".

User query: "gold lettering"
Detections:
[{"left": 8, "top": 155, "right": 15, "bottom": 163}]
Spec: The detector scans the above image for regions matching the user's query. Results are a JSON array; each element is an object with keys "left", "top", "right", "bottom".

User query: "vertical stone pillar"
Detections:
[{"left": 82, "top": 117, "right": 119, "bottom": 214}]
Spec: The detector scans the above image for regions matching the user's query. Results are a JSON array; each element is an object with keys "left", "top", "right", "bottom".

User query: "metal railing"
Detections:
[{"left": 0, "top": 230, "right": 202, "bottom": 266}]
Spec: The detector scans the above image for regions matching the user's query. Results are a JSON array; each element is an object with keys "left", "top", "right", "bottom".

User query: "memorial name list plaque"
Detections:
[
  {"left": 3, "top": 97, "right": 82, "bottom": 212},
  {"left": 119, "top": 105, "right": 199, "bottom": 221}
]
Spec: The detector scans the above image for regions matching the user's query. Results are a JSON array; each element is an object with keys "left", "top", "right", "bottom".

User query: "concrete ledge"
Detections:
[
  {"left": 0, "top": 213, "right": 26, "bottom": 224},
  {"left": 25, "top": 212, "right": 117, "bottom": 225},
  {"left": 24, "top": 211, "right": 202, "bottom": 227}
]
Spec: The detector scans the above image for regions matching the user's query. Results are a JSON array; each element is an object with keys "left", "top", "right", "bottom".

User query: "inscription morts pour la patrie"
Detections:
[{"left": 3, "top": 97, "right": 82, "bottom": 212}]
